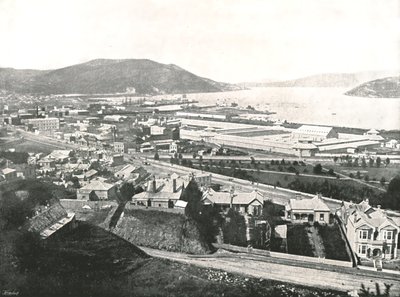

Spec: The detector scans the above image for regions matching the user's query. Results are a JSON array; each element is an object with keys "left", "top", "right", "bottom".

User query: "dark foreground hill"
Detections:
[
  {"left": 0, "top": 59, "right": 240, "bottom": 95},
  {"left": 345, "top": 76, "right": 400, "bottom": 98},
  {"left": 2, "top": 223, "right": 345, "bottom": 297}
]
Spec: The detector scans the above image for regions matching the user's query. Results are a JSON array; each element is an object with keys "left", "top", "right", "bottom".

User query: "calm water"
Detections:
[{"left": 182, "top": 87, "right": 400, "bottom": 130}]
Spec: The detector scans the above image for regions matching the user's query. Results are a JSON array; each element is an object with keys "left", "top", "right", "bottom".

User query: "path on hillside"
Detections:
[
  {"left": 307, "top": 226, "right": 325, "bottom": 258},
  {"left": 140, "top": 246, "right": 400, "bottom": 295}
]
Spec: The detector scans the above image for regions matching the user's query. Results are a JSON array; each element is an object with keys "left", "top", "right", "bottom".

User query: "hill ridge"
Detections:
[{"left": 0, "top": 58, "right": 241, "bottom": 95}]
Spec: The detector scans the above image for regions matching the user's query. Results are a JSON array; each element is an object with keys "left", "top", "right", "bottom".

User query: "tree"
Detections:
[
  {"left": 385, "top": 157, "right": 390, "bottom": 166},
  {"left": 280, "top": 159, "right": 286, "bottom": 165},
  {"left": 178, "top": 153, "right": 183, "bottom": 159},
  {"left": 376, "top": 157, "right": 381, "bottom": 168},
  {"left": 361, "top": 158, "right": 367, "bottom": 168},
  {"left": 364, "top": 175, "right": 369, "bottom": 182},
  {"left": 333, "top": 156, "right": 338, "bottom": 163},
  {"left": 328, "top": 168, "right": 334, "bottom": 176},
  {"left": 382, "top": 175, "right": 400, "bottom": 210},
  {"left": 313, "top": 163, "right": 323, "bottom": 175},
  {"left": 119, "top": 182, "right": 136, "bottom": 202},
  {"left": 154, "top": 152, "right": 159, "bottom": 160},
  {"left": 369, "top": 158, "right": 374, "bottom": 167},
  {"left": 356, "top": 171, "right": 361, "bottom": 179},
  {"left": 380, "top": 177, "right": 386, "bottom": 186},
  {"left": 181, "top": 179, "right": 203, "bottom": 217}
]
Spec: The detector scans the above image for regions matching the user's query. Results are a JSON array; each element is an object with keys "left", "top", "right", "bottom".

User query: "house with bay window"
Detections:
[{"left": 339, "top": 199, "right": 399, "bottom": 259}]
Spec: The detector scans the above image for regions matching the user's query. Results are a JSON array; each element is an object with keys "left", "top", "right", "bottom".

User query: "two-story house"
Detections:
[
  {"left": 77, "top": 179, "right": 117, "bottom": 201},
  {"left": 339, "top": 200, "right": 399, "bottom": 260}
]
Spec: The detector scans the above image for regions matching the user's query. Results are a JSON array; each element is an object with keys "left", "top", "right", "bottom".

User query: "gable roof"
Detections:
[
  {"left": 202, "top": 189, "right": 263, "bottom": 206},
  {"left": 2, "top": 167, "right": 16, "bottom": 175},
  {"left": 27, "top": 202, "right": 75, "bottom": 239},
  {"left": 286, "top": 195, "right": 331, "bottom": 212},
  {"left": 80, "top": 179, "right": 115, "bottom": 191},
  {"left": 294, "top": 125, "right": 334, "bottom": 137}
]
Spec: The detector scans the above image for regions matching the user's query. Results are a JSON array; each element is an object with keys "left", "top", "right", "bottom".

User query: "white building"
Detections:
[
  {"left": 26, "top": 118, "right": 60, "bottom": 131},
  {"left": 292, "top": 125, "right": 338, "bottom": 142}
]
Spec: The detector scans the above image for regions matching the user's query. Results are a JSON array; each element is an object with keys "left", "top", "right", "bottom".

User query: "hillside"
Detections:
[
  {"left": 247, "top": 71, "right": 398, "bottom": 88},
  {"left": 0, "top": 59, "right": 240, "bottom": 95},
  {"left": 112, "top": 207, "right": 211, "bottom": 254},
  {"left": 345, "top": 76, "right": 400, "bottom": 98}
]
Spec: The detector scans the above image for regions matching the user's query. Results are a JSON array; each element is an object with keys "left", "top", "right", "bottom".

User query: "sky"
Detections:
[{"left": 0, "top": 0, "right": 399, "bottom": 83}]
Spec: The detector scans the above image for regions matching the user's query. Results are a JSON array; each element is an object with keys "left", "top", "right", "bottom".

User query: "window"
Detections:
[
  {"left": 385, "top": 246, "right": 391, "bottom": 255},
  {"left": 359, "top": 230, "right": 368, "bottom": 240},
  {"left": 358, "top": 245, "right": 367, "bottom": 254},
  {"left": 383, "top": 231, "right": 393, "bottom": 240},
  {"left": 319, "top": 214, "right": 325, "bottom": 221}
]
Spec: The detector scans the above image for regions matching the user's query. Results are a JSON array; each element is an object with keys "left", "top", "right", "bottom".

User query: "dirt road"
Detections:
[{"left": 141, "top": 247, "right": 400, "bottom": 295}]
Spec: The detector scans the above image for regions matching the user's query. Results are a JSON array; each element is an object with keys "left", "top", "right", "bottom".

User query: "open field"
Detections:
[
  {"left": 327, "top": 164, "right": 400, "bottom": 183},
  {"left": 8, "top": 139, "right": 55, "bottom": 153}
]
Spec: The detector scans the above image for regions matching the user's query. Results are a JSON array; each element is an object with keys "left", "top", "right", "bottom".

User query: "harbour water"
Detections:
[{"left": 184, "top": 87, "right": 400, "bottom": 130}]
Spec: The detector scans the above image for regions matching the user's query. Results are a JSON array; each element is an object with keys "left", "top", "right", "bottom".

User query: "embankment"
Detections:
[{"left": 112, "top": 206, "right": 210, "bottom": 254}]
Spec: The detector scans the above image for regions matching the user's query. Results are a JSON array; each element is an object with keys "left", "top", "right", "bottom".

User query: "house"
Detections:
[
  {"left": 169, "top": 141, "right": 179, "bottom": 153},
  {"left": 150, "top": 125, "right": 165, "bottom": 135},
  {"left": 201, "top": 188, "right": 263, "bottom": 216},
  {"left": 292, "top": 125, "right": 338, "bottom": 142},
  {"left": 338, "top": 199, "right": 399, "bottom": 260},
  {"left": 84, "top": 169, "right": 98, "bottom": 180},
  {"left": 115, "top": 165, "right": 149, "bottom": 184},
  {"left": 1, "top": 167, "right": 18, "bottom": 182},
  {"left": 363, "top": 129, "right": 384, "bottom": 141},
  {"left": 114, "top": 142, "right": 126, "bottom": 153},
  {"left": 37, "top": 157, "right": 56, "bottom": 170},
  {"left": 285, "top": 194, "right": 331, "bottom": 223},
  {"left": 26, "top": 202, "right": 76, "bottom": 239},
  {"left": 47, "top": 150, "right": 71, "bottom": 163},
  {"left": 131, "top": 175, "right": 185, "bottom": 208},
  {"left": 292, "top": 142, "right": 318, "bottom": 157},
  {"left": 77, "top": 179, "right": 117, "bottom": 200},
  {"left": 112, "top": 154, "right": 124, "bottom": 166},
  {"left": 385, "top": 139, "right": 399, "bottom": 149}
]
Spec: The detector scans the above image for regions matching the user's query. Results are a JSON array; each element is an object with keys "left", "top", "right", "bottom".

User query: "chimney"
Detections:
[
  {"left": 365, "top": 198, "right": 369, "bottom": 205},
  {"left": 377, "top": 205, "right": 381, "bottom": 209},
  {"left": 230, "top": 186, "right": 235, "bottom": 208},
  {"left": 173, "top": 178, "right": 177, "bottom": 193},
  {"left": 354, "top": 212, "right": 358, "bottom": 222},
  {"left": 152, "top": 176, "right": 157, "bottom": 193}
]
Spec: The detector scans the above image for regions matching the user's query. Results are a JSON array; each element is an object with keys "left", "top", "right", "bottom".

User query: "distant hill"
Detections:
[
  {"left": 345, "top": 76, "right": 400, "bottom": 98},
  {"left": 245, "top": 71, "right": 398, "bottom": 88},
  {"left": 0, "top": 59, "right": 241, "bottom": 95}
]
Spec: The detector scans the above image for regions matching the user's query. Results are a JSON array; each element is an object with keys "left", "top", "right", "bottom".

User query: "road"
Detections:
[
  {"left": 15, "top": 129, "right": 80, "bottom": 150},
  {"left": 141, "top": 246, "right": 400, "bottom": 295}
]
